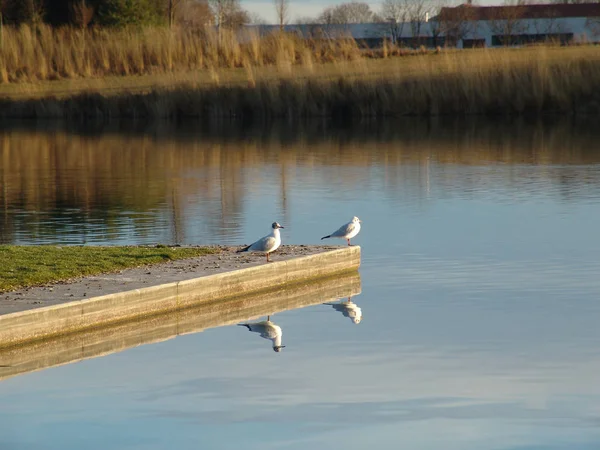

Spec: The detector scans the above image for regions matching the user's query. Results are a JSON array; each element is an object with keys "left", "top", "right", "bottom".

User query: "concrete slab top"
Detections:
[{"left": 0, "top": 245, "right": 345, "bottom": 316}]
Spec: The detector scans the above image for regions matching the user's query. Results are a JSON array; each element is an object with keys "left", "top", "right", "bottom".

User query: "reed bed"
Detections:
[
  {"left": 1, "top": 46, "right": 599, "bottom": 118},
  {"left": 0, "top": 23, "right": 599, "bottom": 118},
  {"left": 0, "top": 24, "right": 364, "bottom": 83}
]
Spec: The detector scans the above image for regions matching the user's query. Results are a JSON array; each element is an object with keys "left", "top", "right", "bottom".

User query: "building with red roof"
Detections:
[
  {"left": 437, "top": 2, "right": 600, "bottom": 47},
  {"left": 249, "top": 2, "right": 600, "bottom": 48}
]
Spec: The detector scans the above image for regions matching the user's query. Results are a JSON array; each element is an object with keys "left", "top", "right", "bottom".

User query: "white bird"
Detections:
[
  {"left": 321, "top": 216, "right": 361, "bottom": 246},
  {"left": 238, "top": 316, "right": 285, "bottom": 352},
  {"left": 324, "top": 297, "right": 362, "bottom": 324},
  {"left": 237, "top": 222, "right": 284, "bottom": 262}
]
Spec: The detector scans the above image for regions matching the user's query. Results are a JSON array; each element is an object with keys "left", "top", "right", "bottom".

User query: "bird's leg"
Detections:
[
  {"left": 267, "top": 315, "right": 270, "bottom": 321},
  {"left": 347, "top": 239, "right": 351, "bottom": 246},
  {"left": 266, "top": 252, "right": 270, "bottom": 262}
]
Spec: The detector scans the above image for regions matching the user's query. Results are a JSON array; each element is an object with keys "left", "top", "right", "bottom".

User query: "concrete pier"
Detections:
[{"left": 0, "top": 246, "right": 361, "bottom": 350}]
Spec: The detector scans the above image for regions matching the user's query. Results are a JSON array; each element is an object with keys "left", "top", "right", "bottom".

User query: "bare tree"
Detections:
[
  {"left": 549, "top": 0, "right": 600, "bottom": 41},
  {"left": 381, "top": 0, "right": 408, "bottom": 43},
  {"left": 0, "top": 0, "right": 44, "bottom": 24},
  {"left": 209, "top": 0, "right": 249, "bottom": 31},
  {"left": 209, "top": 0, "right": 227, "bottom": 30},
  {"left": 487, "top": 0, "right": 528, "bottom": 46},
  {"left": 425, "top": 0, "right": 448, "bottom": 47},
  {"left": 1, "top": 4, "right": 4, "bottom": 51},
  {"left": 224, "top": 7, "right": 250, "bottom": 28},
  {"left": 274, "top": 0, "right": 289, "bottom": 30},
  {"left": 167, "top": 0, "right": 183, "bottom": 28},
  {"left": 248, "top": 11, "right": 268, "bottom": 25},
  {"left": 316, "top": 6, "right": 334, "bottom": 24},
  {"left": 437, "top": 2, "right": 476, "bottom": 47},
  {"left": 316, "top": 2, "right": 377, "bottom": 24},
  {"left": 585, "top": 16, "right": 600, "bottom": 38},
  {"left": 177, "top": 0, "right": 213, "bottom": 27},
  {"left": 295, "top": 15, "right": 316, "bottom": 24},
  {"left": 70, "top": 0, "right": 94, "bottom": 29},
  {"left": 405, "top": 0, "right": 430, "bottom": 39},
  {"left": 23, "top": 0, "right": 44, "bottom": 25},
  {"left": 344, "top": 2, "right": 376, "bottom": 22},
  {"left": 550, "top": 0, "right": 600, "bottom": 3},
  {"left": 533, "top": 8, "right": 565, "bottom": 40}
]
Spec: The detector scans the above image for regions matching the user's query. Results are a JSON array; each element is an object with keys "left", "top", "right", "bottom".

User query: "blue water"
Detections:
[{"left": 2, "top": 120, "right": 600, "bottom": 449}]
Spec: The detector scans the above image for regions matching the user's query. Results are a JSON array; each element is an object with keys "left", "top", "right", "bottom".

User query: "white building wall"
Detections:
[
  {"left": 460, "top": 17, "right": 594, "bottom": 47},
  {"left": 249, "top": 16, "right": 600, "bottom": 47}
]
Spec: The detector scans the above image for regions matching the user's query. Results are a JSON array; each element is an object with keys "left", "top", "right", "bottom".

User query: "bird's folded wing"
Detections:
[
  {"left": 251, "top": 236, "right": 276, "bottom": 251},
  {"left": 335, "top": 222, "right": 355, "bottom": 236}
]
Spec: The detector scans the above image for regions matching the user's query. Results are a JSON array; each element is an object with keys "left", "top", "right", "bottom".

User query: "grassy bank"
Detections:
[
  {"left": 2, "top": 46, "right": 600, "bottom": 118},
  {"left": 0, "top": 246, "right": 219, "bottom": 293},
  {"left": 1, "top": 30, "right": 600, "bottom": 118}
]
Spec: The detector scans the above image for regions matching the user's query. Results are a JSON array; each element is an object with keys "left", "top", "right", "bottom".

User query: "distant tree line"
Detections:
[
  {"left": 0, "top": 0, "right": 255, "bottom": 28},
  {"left": 295, "top": 0, "right": 430, "bottom": 26}
]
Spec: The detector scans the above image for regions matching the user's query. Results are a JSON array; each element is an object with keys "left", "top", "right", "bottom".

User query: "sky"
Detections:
[
  {"left": 242, "top": 0, "right": 495, "bottom": 25},
  {"left": 243, "top": 0, "right": 364, "bottom": 23}
]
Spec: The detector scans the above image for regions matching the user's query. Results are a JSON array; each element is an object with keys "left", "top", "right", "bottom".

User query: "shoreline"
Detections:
[
  {"left": 2, "top": 75, "right": 598, "bottom": 120},
  {"left": 0, "top": 244, "right": 341, "bottom": 316}
]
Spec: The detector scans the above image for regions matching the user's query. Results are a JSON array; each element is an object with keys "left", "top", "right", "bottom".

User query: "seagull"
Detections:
[
  {"left": 238, "top": 316, "right": 285, "bottom": 352},
  {"left": 237, "top": 222, "right": 284, "bottom": 262},
  {"left": 324, "top": 297, "right": 362, "bottom": 324},
  {"left": 321, "top": 216, "right": 361, "bottom": 246}
]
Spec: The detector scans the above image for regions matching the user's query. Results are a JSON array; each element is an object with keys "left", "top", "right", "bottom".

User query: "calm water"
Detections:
[{"left": 2, "top": 119, "right": 600, "bottom": 449}]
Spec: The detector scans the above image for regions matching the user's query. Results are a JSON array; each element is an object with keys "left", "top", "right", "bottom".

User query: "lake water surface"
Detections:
[{"left": 1, "top": 118, "right": 600, "bottom": 450}]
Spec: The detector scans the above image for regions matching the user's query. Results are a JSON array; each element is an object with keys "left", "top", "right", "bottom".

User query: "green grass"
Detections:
[{"left": 0, "top": 245, "right": 219, "bottom": 293}]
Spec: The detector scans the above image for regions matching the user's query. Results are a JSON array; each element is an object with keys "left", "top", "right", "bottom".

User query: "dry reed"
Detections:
[{"left": 0, "top": 24, "right": 362, "bottom": 83}]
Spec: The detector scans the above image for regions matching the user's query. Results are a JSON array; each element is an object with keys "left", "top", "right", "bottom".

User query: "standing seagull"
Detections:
[
  {"left": 238, "top": 316, "right": 285, "bottom": 352},
  {"left": 237, "top": 222, "right": 284, "bottom": 262},
  {"left": 321, "top": 216, "right": 361, "bottom": 246}
]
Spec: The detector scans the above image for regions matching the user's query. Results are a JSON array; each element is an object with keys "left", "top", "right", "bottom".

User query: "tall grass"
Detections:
[{"left": 0, "top": 24, "right": 362, "bottom": 83}]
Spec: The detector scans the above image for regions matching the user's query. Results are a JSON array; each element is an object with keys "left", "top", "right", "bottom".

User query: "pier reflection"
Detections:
[{"left": 0, "top": 271, "right": 361, "bottom": 381}]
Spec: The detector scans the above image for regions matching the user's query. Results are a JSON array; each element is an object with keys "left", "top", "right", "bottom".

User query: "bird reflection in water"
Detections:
[
  {"left": 237, "top": 316, "right": 285, "bottom": 352},
  {"left": 323, "top": 297, "right": 362, "bottom": 324}
]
